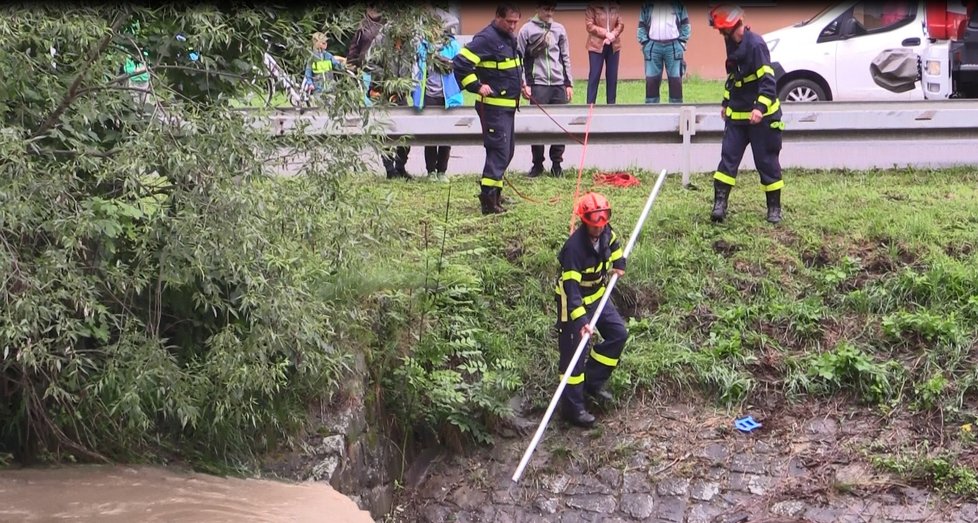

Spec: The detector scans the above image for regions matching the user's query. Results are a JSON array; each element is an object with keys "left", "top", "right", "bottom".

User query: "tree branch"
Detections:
[{"left": 31, "top": 10, "right": 131, "bottom": 140}]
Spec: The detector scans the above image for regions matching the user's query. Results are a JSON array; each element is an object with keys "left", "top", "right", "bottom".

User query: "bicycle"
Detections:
[{"left": 244, "top": 35, "right": 311, "bottom": 109}]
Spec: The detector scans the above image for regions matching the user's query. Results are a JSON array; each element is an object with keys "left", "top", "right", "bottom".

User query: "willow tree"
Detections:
[{"left": 0, "top": 4, "right": 400, "bottom": 465}]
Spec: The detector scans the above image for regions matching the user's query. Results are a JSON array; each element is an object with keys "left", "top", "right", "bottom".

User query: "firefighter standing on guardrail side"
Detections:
[
  {"left": 453, "top": 3, "right": 527, "bottom": 215},
  {"left": 709, "top": 4, "right": 784, "bottom": 224}
]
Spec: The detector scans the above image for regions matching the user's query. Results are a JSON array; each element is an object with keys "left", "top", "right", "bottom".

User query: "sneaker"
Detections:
[{"left": 528, "top": 163, "right": 544, "bottom": 178}]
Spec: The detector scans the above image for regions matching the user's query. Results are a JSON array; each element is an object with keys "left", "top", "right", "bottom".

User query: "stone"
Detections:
[
  {"left": 804, "top": 417, "right": 839, "bottom": 441},
  {"left": 623, "top": 471, "right": 652, "bottom": 493},
  {"left": 565, "top": 495, "right": 616, "bottom": 514},
  {"left": 771, "top": 500, "right": 806, "bottom": 517},
  {"left": 317, "top": 434, "right": 345, "bottom": 456},
  {"left": 687, "top": 504, "right": 731, "bottom": 523},
  {"left": 309, "top": 455, "right": 339, "bottom": 482},
  {"left": 786, "top": 456, "right": 809, "bottom": 478},
  {"left": 596, "top": 467, "right": 622, "bottom": 489},
  {"left": 804, "top": 507, "right": 846, "bottom": 523},
  {"left": 883, "top": 504, "right": 929, "bottom": 522},
  {"left": 729, "top": 453, "right": 766, "bottom": 475},
  {"left": 451, "top": 485, "right": 487, "bottom": 511},
  {"left": 362, "top": 485, "right": 394, "bottom": 519},
  {"left": 491, "top": 489, "right": 518, "bottom": 505},
  {"left": 421, "top": 504, "right": 452, "bottom": 523},
  {"left": 619, "top": 493, "right": 655, "bottom": 519},
  {"left": 689, "top": 480, "right": 720, "bottom": 502},
  {"left": 834, "top": 463, "right": 874, "bottom": 485},
  {"left": 698, "top": 443, "right": 728, "bottom": 465},
  {"left": 655, "top": 478, "right": 690, "bottom": 497},
  {"left": 565, "top": 476, "right": 613, "bottom": 496},
  {"left": 534, "top": 497, "right": 559, "bottom": 515},
  {"left": 539, "top": 473, "right": 571, "bottom": 494},
  {"left": 957, "top": 504, "right": 978, "bottom": 523},
  {"left": 654, "top": 495, "right": 687, "bottom": 523}
]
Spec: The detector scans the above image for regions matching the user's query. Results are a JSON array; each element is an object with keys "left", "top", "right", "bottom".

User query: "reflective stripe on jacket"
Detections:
[
  {"left": 555, "top": 225, "right": 626, "bottom": 330},
  {"left": 721, "top": 29, "right": 781, "bottom": 124},
  {"left": 452, "top": 22, "right": 523, "bottom": 110}
]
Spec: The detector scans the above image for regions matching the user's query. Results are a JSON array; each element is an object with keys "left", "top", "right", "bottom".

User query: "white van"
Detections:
[{"left": 763, "top": 0, "right": 929, "bottom": 101}]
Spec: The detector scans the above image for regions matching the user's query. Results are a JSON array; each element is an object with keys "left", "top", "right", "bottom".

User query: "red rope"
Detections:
[{"left": 569, "top": 102, "right": 595, "bottom": 234}]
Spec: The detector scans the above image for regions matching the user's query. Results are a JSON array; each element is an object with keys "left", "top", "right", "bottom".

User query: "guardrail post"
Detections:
[{"left": 679, "top": 106, "right": 695, "bottom": 187}]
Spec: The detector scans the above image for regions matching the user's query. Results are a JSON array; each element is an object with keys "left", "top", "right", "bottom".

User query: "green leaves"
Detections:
[{"left": 0, "top": 5, "right": 390, "bottom": 464}]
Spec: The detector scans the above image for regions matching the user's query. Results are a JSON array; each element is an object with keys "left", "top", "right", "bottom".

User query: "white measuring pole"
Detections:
[{"left": 511, "top": 168, "right": 669, "bottom": 484}]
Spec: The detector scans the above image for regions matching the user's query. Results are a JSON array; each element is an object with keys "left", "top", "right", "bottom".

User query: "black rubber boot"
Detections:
[
  {"left": 478, "top": 193, "right": 496, "bottom": 215},
  {"left": 711, "top": 181, "right": 732, "bottom": 223},
  {"left": 550, "top": 162, "right": 563, "bottom": 177},
  {"left": 528, "top": 163, "right": 544, "bottom": 178},
  {"left": 492, "top": 189, "right": 507, "bottom": 213},
  {"left": 766, "top": 189, "right": 782, "bottom": 224},
  {"left": 562, "top": 408, "right": 596, "bottom": 428}
]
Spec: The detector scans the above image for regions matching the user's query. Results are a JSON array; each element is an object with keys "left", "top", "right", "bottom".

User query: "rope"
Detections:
[{"left": 569, "top": 102, "right": 595, "bottom": 234}]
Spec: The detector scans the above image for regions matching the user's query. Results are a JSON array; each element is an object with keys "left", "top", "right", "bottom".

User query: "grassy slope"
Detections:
[
  {"left": 463, "top": 76, "right": 725, "bottom": 106},
  {"left": 357, "top": 166, "right": 978, "bottom": 493},
  {"left": 364, "top": 166, "right": 978, "bottom": 411}
]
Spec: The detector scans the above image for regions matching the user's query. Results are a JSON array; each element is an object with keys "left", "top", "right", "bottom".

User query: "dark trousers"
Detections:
[
  {"left": 382, "top": 94, "right": 411, "bottom": 175},
  {"left": 557, "top": 302, "right": 628, "bottom": 414},
  {"left": 423, "top": 94, "right": 451, "bottom": 173},
  {"left": 587, "top": 45, "right": 620, "bottom": 104},
  {"left": 714, "top": 120, "right": 784, "bottom": 191},
  {"left": 476, "top": 102, "right": 516, "bottom": 197},
  {"left": 529, "top": 85, "right": 568, "bottom": 166}
]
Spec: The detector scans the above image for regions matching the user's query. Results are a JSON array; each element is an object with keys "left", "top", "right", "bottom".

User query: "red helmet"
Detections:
[
  {"left": 575, "top": 192, "right": 611, "bottom": 228},
  {"left": 709, "top": 4, "right": 744, "bottom": 30}
]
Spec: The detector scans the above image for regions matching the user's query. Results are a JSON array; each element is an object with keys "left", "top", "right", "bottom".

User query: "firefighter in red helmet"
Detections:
[
  {"left": 708, "top": 4, "right": 784, "bottom": 224},
  {"left": 553, "top": 192, "right": 629, "bottom": 427}
]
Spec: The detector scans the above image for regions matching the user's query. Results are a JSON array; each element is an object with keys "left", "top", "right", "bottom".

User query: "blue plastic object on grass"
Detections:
[{"left": 734, "top": 416, "right": 761, "bottom": 433}]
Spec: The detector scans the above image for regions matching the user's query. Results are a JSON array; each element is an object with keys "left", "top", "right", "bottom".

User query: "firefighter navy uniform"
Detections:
[
  {"left": 715, "top": 28, "right": 784, "bottom": 205},
  {"left": 555, "top": 224, "right": 628, "bottom": 423},
  {"left": 453, "top": 21, "right": 524, "bottom": 214}
]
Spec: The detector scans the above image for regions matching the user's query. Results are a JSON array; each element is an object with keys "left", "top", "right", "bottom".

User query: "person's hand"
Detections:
[
  {"left": 522, "top": 85, "right": 532, "bottom": 100},
  {"left": 565, "top": 86, "right": 573, "bottom": 102},
  {"left": 580, "top": 323, "right": 594, "bottom": 338},
  {"left": 603, "top": 36, "right": 613, "bottom": 46},
  {"left": 720, "top": 107, "right": 727, "bottom": 120},
  {"left": 612, "top": 268, "right": 624, "bottom": 278},
  {"left": 749, "top": 109, "right": 763, "bottom": 124},
  {"left": 478, "top": 84, "right": 494, "bottom": 97}
]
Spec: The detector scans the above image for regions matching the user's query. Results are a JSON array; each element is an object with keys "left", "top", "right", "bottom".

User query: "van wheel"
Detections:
[{"left": 779, "top": 79, "right": 827, "bottom": 102}]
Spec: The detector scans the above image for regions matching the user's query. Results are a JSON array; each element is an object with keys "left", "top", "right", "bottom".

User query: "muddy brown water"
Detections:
[{"left": 0, "top": 464, "right": 372, "bottom": 522}]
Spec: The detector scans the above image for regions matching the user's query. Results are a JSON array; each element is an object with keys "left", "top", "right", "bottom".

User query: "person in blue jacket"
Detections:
[{"left": 412, "top": 9, "right": 465, "bottom": 182}]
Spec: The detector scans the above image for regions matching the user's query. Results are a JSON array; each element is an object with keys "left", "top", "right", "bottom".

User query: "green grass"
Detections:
[
  {"left": 234, "top": 75, "right": 725, "bottom": 108},
  {"left": 462, "top": 75, "right": 725, "bottom": 106},
  {"left": 359, "top": 165, "right": 978, "bottom": 419}
]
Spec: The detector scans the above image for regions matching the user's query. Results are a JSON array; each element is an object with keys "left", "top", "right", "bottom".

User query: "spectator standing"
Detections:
[
  {"left": 412, "top": 7, "right": 464, "bottom": 182},
  {"left": 584, "top": 2, "right": 624, "bottom": 104},
  {"left": 637, "top": 1, "right": 691, "bottom": 103},
  {"left": 518, "top": 1, "right": 573, "bottom": 178}
]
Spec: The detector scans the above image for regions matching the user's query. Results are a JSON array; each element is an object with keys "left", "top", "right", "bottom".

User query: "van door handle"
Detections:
[{"left": 902, "top": 37, "right": 921, "bottom": 46}]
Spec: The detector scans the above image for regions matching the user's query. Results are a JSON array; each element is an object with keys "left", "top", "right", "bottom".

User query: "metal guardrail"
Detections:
[{"left": 243, "top": 100, "right": 978, "bottom": 182}]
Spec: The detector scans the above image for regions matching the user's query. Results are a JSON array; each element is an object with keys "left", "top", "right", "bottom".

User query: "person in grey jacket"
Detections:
[{"left": 518, "top": 0, "right": 573, "bottom": 177}]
